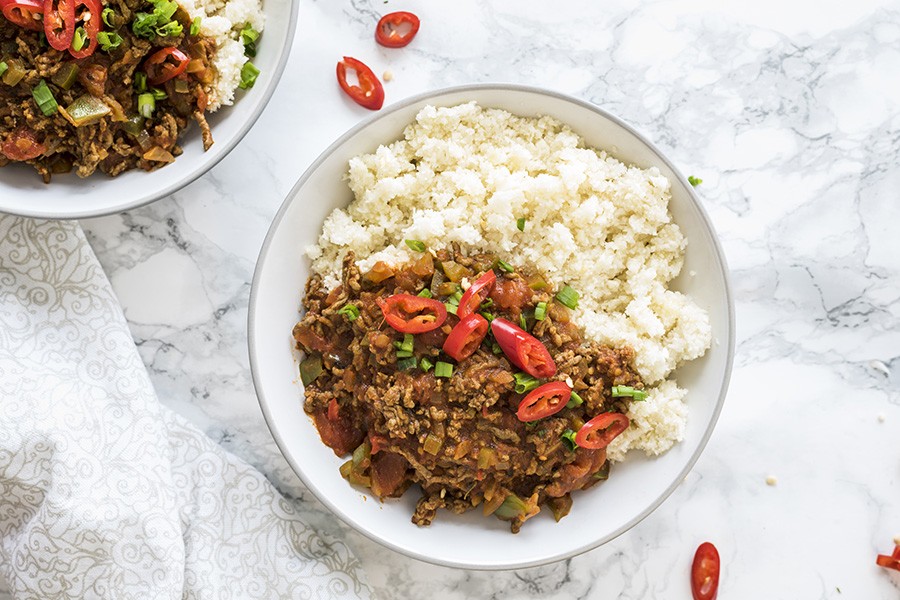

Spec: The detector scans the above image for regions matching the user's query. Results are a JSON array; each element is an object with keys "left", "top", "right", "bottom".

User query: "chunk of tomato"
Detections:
[{"left": 1, "top": 128, "right": 46, "bottom": 161}]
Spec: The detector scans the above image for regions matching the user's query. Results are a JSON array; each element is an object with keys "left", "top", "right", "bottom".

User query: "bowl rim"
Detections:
[
  {"left": 248, "top": 82, "right": 736, "bottom": 570},
  {"left": 0, "top": 0, "right": 299, "bottom": 221}
]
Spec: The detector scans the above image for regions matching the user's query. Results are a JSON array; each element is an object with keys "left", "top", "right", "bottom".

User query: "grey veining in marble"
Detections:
[{"left": 63, "top": 0, "right": 900, "bottom": 597}]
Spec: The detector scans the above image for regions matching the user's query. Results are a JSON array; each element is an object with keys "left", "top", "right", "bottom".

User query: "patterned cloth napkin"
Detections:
[{"left": 0, "top": 216, "right": 372, "bottom": 600}]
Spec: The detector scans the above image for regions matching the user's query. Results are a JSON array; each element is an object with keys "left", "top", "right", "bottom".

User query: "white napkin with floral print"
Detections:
[{"left": 0, "top": 216, "right": 372, "bottom": 600}]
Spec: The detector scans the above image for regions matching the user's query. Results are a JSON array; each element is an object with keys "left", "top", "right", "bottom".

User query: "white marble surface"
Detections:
[{"left": 71, "top": 0, "right": 900, "bottom": 597}]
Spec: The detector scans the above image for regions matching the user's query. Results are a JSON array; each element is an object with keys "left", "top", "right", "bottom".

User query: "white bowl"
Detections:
[
  {"left": 0, "top": 0, "right": 297, "bottom": 219},
  {"left": 248, "top": 84, "right": 735, "bottom": 570}
]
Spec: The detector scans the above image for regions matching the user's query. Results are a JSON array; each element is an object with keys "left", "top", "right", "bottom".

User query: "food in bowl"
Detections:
[
  {"left": 0, "top": 0, "right": 263, "bottom": 181},
  {"left": 293, "top": 102, "right": 712, "bottom": 531}
]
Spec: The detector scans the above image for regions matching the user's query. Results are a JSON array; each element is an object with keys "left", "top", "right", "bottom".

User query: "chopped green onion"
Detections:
[
  {"left": 137, "top": 92, "right": 155, "bottom": 118},
  {"left": 534, "top": 301, "right": 547, "bottom": 321},
  {"left": 496, "top": 259, "right": 514, "bottom": 273},
  {"left": 417, "top": 288, "right": 432, "bottom": 298},
  {"left": 132, "top": 12, "right": 158, "bottom": 37},
  {"left": 101, "top": 7, "right": 116, "bottom": 27},
  {"left": 479, "top": 311, "right": 495, "bottom": 322},
  {"left": 396, "top": 356, "right": 417, "bottom": 370},
  {"left": 688, "top": 175, "right": 703, "bottom": 187},
  {"left": 32, "top": 80, "right": 58, "bottom": 117},
  {"left": 513, "top": 372, "right": 540, "bottom": 394},
  {"left": 238, "top": 61, "right": 260, "bottom": 90},
  {"left": 516, "top": 217, "right": 526, "bottom": 232},
  {"left": 420, "top": 357, "right": 434, "bottom": 372},
  {"left": 449, "top": 290, "right": 463, "bottom": 304},
  {"left": 555, "top": 285, "right": 579, "bottom": 310},
  {"left": 149, "top": 87, "right": 167, "bottom": 100},
  {"left": 134, "top": 72, "right": 147, "bottom": 93},
  {"left": 405, "top": 239, "right": 426, "bottom": 252},
  {"left": 154, "top": 21, "right": 183, "bottom": 37},
  {"left": 399, "top": 333, "right": 414, "bottom": 353},
  {"left": 299, "top": 355, "right": 322, "bottom": 386},
  {"left": 491, "top": 343, "right": 502, "bottom": 355},
  {"left": 434, "top": 361, "right": 453, "bottom": 378},
  {"left": 190, "top": 16, "right": 202, "bottom": 36},
  {"left": 611, "top": 385, "right": 648, "bottom": 400},
  {"left": 561, "top": 429, "right": 578, "bottom": 452},
  {"left": 518, "top": 313, "right": 527, "bottom": 330},
  {"left": 479, "top": 298, "right": 493, "bottom": 309},
  {"left": 71, "top": 26, "right": 87, "bottom": 52},
  {"left": 97, "top": 32, "right": 124, "bottom": 51},
  {"left": 396, "top": 349, "right": 413, "bottom": 358},
  {"left": 337, "top": 304, "right": 359, "bottom": 321},
  {"left": 0, "top": 62, "right": 7, "bottom": 79},
  {"left": 239, "top": 22, "right": 259, "bottom": 56},
  {"left": 445, "top": 303, "right": 458, "bottom": 316},
  {"left": 566, "top": 390, "right": 583, "bottom": 409}
]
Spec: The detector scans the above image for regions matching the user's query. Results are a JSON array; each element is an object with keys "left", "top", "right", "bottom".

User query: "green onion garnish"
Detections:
[
  {"left": 32, "top": 80, "right": 58, "bottom": 117},
  {"left": 397, "top": 356, "right": 417, "bottom": 370},
  {"left": 405, "top": 239, "right": 426, "bottom": 252},
  {"left": 449, "top": 290, "right": 463, "bottom": 304},
  {"left": 0, "top": 62, "right": 7, "bottom": 79},
  {"left": 480, "top": 298, "right": 493, "bottom": 309},
  {"left": 491, "top": 343, "right": 502, "bottom": 355},
  {"left": 101, "top": 7, "right": 116, "bottom": 27},
  {"left": 154, "top": 21, "right": 183, "bottom": 37},
  {"left": 445, "top": 303, "right": 458, "bottom": 316},
  {"left": 566, "top": 390, "right": 583, "bottom": 409},
  {"left": 71, "top": 26, "right": 87, "bottom": 52},
  {"left": 399, "top": 333, "right": 414, "bottom": 353},
  {"left": 513, "top": 372, "right": 540, "bottom": 394},
  {"left": 417, "top": 288, "right": 432, "bottom": 298},
  {"left": 496, "top": 260, "right": 514, "bottom": 273},
  {"left": 518, "top": 313, "right": 527, "bottom": 330},
  {"left": 134, "top": 72, "right": 147, "bottom": 93},
  {"left": 149, "top": 87, "right": 167, "bottom": 100},
  {"left": 516, "top": 217, "right": 526, "bottom": 232},
  {"left": 240, "top": 22, "right": 259, "bottom": 56},
  {"left": 479, "top": 311, "right": 495, "bottom": 322},
  {"left": 561, "top": 429, "right": 578, "bottom": 452},
  {"left": 97, "top": 31, "right": 123, "bottom": 51},
  {"left": 434, "top": 361, "right": 453, "bottom": 378},
  {"left": 190, "top": 16, "right": 202, "bottom": 36},
  {"left": 534, "top": 301, "right": 547, "bottom": 321},
  {"left": 238, "top": 61, "right": 260, "bottom": 89},
  {"left": 611, "top": 385, "right": 648, "bottom": 401},
  {"left": 137, "top": 92, "right": 155, "bottom": 118},
  {"left": 688, "top": 175, "right": 703, "bottom": 187},
  {"left": 396, "top": 350, "right": 414, "bottom": 359},
  {"left": 556, "top": 285, "right": 579, "bottom": 310},
  {"left": 420, "top": 357, "right": 434, "bottom": 372},
  {"left": 337, "top": 304, "right": 359, "bottom": 321}
]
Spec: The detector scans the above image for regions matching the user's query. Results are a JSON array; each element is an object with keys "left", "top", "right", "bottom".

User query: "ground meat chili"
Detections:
[
  {"left": 293, "top": 245, "right": 647, "bottom": 533},
  {"left": 0, "top": 0, "right": 216, "bottom": 182}
]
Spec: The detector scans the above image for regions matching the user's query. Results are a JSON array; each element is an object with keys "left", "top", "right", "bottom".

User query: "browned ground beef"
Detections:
[
  {"left": 293, "top": 246, "right": 646, "bottom": 533},
  {"left": 0, "top": 0, "right": 215, "bottom": 182}
]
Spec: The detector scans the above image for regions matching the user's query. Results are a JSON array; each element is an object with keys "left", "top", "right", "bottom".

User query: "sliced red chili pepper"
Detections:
[
  {"left": 516, "top": 382, "right": 571, "bottom": 422},
  {"left": 457, "top": 270, "right": 495, "bottom": 319},
  {"left": 67, "top": 0, "right": 100, "bottom": 59},
  {"left": 877, "top": 544, "right": 900, "bottom": 572},
  {"left": 375, "top": 11, "right": 419, "bottom": 48},
  {"left": 490, "top": 317, "right": 556, "bottom": 378},
  {"left": 43, "top": 0, "right": 75, "bottom": 51},
  {"left": 1, "top": 128, "right": 46, "bottom": 161},
  {"left": 144, "top": 47, "right": 190, "bottom": 85},
  {"left": 691, "top": 542, "right": 720, "bottom": 600},
  {"left": 575, "top": 413, "right": 629, "bottom": 450},
  {"left": 336, "top": 56, "right": 384, "bottom": 111},
  {"left": 378, "top": 293, "right": 447, "bottom": 334},
  {"left": 443, "top": 313, "right": 488, "bottom": 362},
  {"left": 0, "top": 0, "right": 44, "bottom": 31}
]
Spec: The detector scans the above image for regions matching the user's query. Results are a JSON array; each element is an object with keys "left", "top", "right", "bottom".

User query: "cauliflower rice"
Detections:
[
  {"left": 178, "top": 0, "right": 264, "bottom": 111},
  {"left": 307, "top": 102, "right": 712, "bottom": 461}
]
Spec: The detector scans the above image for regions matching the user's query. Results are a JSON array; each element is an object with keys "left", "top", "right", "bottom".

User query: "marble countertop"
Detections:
[{"left": 76, "top": 0, "right": 899, "bottom": 597}]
